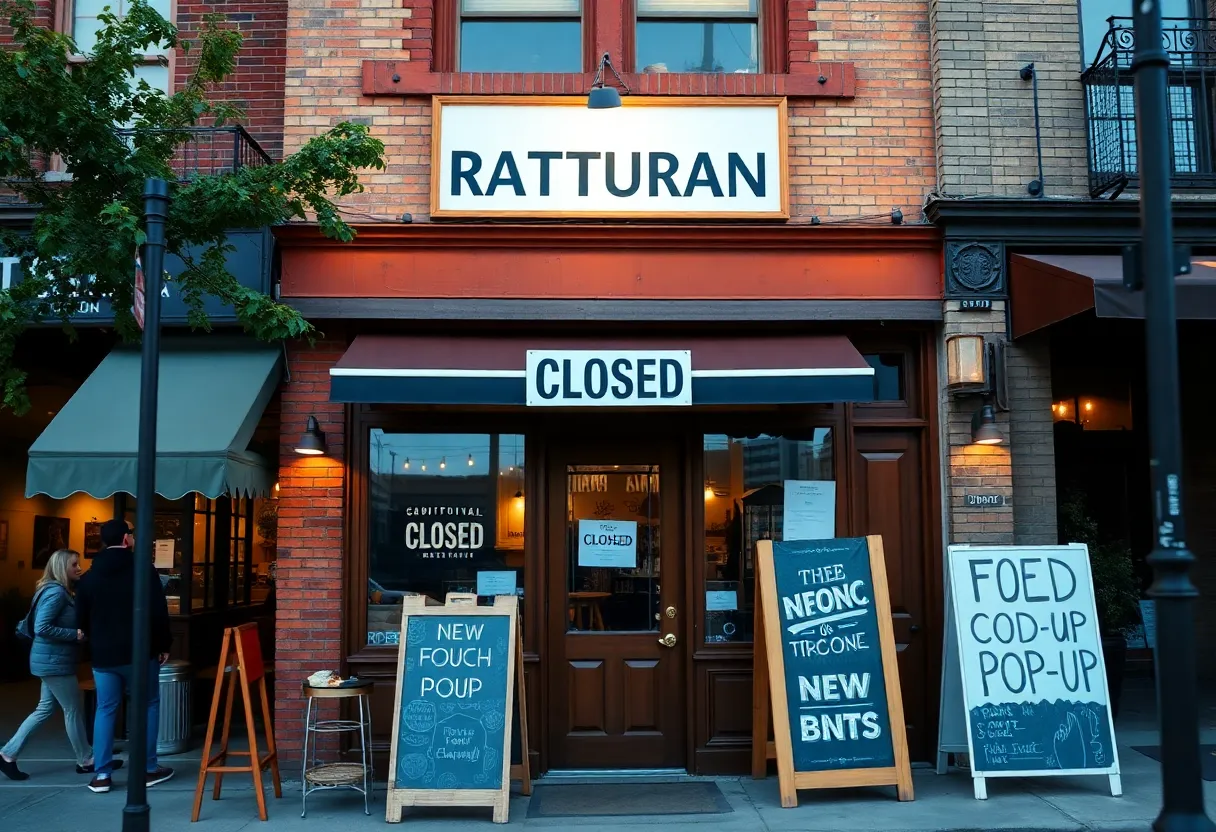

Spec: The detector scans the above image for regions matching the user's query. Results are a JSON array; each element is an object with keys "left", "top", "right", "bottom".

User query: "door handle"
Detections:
[
  {"left": 665, "top": 606, "right": 677, "bottom": 619},
  {"left": 658, "top": 633, "right": 677, "bottom": 647}
]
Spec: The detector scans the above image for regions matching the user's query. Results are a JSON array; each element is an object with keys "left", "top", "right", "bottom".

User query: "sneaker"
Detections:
[
  {"left": 145, "top": 767, "right": 174, "bottom": 788},
  {"left": 0, "top": 756, "right": 29, "bottom": 781},
  {"left": 77, "top": 760, "right": 123, "bottom": 774},
  {"left": 87, "top": 775, "right": 112, "bottom": 793}
]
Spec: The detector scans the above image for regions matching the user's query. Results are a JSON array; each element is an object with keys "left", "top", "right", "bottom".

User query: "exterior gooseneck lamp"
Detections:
[
  {"left": 294, "top": 415, "right": 327, "bottom": 456},
  {"left": 588, "top": 52, "right": 629, "bottom": 109},
  {"left": 970, "top": 402, "right": 1003, "bottom": 445}
]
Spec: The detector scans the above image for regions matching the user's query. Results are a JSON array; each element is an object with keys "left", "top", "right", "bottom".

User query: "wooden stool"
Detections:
[{"left": 191, "top": 623, "right": 282, "bottom": 822}]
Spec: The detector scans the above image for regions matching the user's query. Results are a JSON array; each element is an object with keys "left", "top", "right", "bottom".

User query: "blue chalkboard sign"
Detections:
[
  {"left": 754, "top": 536, "right": 914, "bottom": 804},
  {"left": 387, "top": 594, "right": 525, "bottom": 823},
  {"left": 772, "top": 538, "right": 894, "bottom": 771},
  {"left": 396, "top": 614, "right": 510, "bottom": 790}
]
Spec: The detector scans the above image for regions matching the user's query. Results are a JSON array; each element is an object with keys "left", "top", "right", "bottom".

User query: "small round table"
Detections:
[{"left": 301, "top": 679, "right": 374, "bottom": 817}]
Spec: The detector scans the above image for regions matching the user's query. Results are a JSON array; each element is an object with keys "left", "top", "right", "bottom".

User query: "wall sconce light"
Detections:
[
  {"left": 588, "top": 52, "right": 629, "bottom": 109},
  {"left": 293, "top": 415, "right": 327, "bottom": 456},
  {"left": 971, "top": 402, "right": 1004, "bottom": 445},
  {"left": 513, "top": 489, "right": 524, "bottom": 501},
  {"left": 946, "top": 334, "right": 986, "bottom": 389},
  {"left": 704, "top": 484, "right": 715, "bottom": 501}
]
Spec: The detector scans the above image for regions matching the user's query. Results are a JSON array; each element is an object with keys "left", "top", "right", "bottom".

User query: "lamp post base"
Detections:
[
  {"left": 122, "top": 803, "right": 150, "bottom": 832},
  {"left": 1154, "top": 811, "right": 1216, "bottom": 832}
]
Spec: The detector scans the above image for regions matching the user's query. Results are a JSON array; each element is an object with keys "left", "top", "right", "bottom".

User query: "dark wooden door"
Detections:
[
  {"left": 850, "top": 428, "right": 932, "bottom": 761},
  {"left": 546, "top": 441, "right": 687, "bottom": 770}
]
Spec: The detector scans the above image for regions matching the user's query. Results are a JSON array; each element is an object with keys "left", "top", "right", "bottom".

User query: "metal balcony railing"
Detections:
[
  {"left": 1082, "top": 17, "right": 1216, "bottom": 198},
  {"left": 115, "top": 125, "right": 273, "bottom": 182}
]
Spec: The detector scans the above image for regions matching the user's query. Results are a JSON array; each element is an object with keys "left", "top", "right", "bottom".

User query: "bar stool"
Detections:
[{"left": 301, "top": 679, "right": 374, "bottom": 817}]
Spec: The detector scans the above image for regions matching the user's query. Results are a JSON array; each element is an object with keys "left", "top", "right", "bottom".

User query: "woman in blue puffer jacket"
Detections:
[{"left": 0, "top": 549, "right": 107, "bottom": 780}]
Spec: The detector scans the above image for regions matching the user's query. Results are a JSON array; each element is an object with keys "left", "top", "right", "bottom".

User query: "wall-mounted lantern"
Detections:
[{"left": 946, "top": 335, "right": 1008, "bottom": 446}]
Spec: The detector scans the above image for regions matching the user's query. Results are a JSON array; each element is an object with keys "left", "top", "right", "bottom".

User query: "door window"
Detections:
[{"left": 566, "top": 464, "right": 661, "bottom": 633}]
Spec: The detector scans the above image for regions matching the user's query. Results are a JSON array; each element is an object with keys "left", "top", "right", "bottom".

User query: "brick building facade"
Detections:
[
  {"left": 270, "top": 0, "right": 951, "bottom": 773},
  {"left": 927, "top": 0, "right": 1216, "bottom": 671}
]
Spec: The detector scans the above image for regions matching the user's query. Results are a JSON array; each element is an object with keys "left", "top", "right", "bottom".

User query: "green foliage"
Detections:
[
  {"left": 0, "top": 0, "right": 387, "bottom": 413},
  {"left": 1058, "top": 489, "right": 1141, "bottom": 636}
]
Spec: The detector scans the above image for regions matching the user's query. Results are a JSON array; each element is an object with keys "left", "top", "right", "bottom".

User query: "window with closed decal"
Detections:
[{"left": 366, "top": 431, "right": 526, "bottom": 647}]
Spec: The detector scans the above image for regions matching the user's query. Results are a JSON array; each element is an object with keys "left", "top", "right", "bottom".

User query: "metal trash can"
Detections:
[{"left": 157, "top": 660, "right": 192, "bottom": 755}]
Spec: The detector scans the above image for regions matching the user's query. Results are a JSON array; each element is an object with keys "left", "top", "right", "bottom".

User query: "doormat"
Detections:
[
  {"left": 525, "top": 782, "right": 733, "bottom": 818},
  {"left": 1133, "top": 745, "right": 1216, "bottom": 781}
]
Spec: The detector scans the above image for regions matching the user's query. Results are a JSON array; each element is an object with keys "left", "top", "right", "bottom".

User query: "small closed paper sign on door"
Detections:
[{"left": 577, "top": 520, "right": 637, "bottom": 568}]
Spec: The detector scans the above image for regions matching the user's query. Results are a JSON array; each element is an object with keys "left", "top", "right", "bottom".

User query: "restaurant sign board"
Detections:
[{"left": 431, "top": 96, "right": 789, "bottom": 219}]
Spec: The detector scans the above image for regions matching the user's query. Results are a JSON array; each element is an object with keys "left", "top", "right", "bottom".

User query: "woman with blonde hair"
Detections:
[{"left": 0, "top": 549, "right": 117, "bottom": 780}]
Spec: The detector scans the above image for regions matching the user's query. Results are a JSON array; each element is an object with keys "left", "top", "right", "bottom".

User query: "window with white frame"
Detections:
[
  {"left": 72, "top": 0, "right": 172, "bottom": 94},
  {"left": 635, "top": 0, "right": 758, "bottom": 74},
  {"left": 459, "top": 0, "right": 582, "bottom": 73}
]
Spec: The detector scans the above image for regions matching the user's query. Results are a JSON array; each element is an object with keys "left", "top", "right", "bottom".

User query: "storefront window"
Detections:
[
  {"left": 366, "top": 431, "right": 526, "bottom": 647},
  {"left": 703, "top": 431, "right": 835, "bottom": 643},
  {"left": 123, "top": 493, "right": 268, "bottom": 615}
]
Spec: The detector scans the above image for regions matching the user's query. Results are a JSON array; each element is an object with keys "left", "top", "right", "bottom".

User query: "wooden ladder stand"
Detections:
[{"left": 192, "top": 623, "right": 283, "bottom": 822}]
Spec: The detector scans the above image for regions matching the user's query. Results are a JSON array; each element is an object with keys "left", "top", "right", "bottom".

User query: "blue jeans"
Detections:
[{"left": 93, "top": 661, "right": 160, "bottom": 776}]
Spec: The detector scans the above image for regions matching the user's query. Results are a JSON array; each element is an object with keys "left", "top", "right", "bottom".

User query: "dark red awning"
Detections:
[{"left": 1010, "top": 254, "right": 1216, "bottom": 339}]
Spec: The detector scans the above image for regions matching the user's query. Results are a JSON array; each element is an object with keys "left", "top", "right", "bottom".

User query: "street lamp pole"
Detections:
[
  {"left": 1130, "top": 4, "right": 1215, "bottom": 831},
  {"left": 123, "top": 178, "right": 169, "bottom": 832}
]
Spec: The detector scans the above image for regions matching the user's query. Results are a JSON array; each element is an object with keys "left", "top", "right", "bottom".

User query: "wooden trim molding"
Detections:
[
  {"left": 362, "top": 61, "right": 856, "bottom": 98},
  {"left": 273, "top": 222, "right": 939, "bottom": 250},
  {"left": 433, "top": 0, "right": 457, "bottom": 73},
  {"left": 763, "top": 0, "right": 789, "bottom": 74}
]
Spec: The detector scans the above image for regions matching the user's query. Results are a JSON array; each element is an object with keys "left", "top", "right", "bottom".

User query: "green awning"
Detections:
[{"left": 26, "top": 338, "right": 282, "bottom": 500}]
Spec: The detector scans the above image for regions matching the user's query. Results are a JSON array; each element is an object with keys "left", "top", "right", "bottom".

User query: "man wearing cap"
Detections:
[{"left": 75, "top": 519, "right": 174, "bottom": 794}]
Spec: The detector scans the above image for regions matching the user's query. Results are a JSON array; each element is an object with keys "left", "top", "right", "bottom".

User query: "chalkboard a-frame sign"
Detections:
[
  {"left": 385, "top": 593, "right": 531, "bottom": 824},
  {"left": 751, "top": 536, "right": 914, "bottom": 807},
  {"left": 938, "top": 544, "right": 1122, "bottom": 800}
]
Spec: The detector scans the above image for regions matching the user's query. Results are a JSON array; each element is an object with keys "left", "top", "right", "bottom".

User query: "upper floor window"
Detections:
[
  {"left": 1078, "top": 0, "right": 1192, "bottom": 67},
  {"left": 72, "top": 0, "right": 172, "bottom": 93},
  {"left": 635, "top": 0, "right": 758, "bottom": 74},
  {"left": 459, "top": 0, "right": 582, "bottom": 72}
]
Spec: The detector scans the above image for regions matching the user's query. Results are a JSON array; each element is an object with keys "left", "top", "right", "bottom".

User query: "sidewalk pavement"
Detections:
[
  {"left": 0, "top": 677, "right": 1212, "bottom": 831},
  {"left": 2, "top": 738, "right": 1211, "bottom": 832}
]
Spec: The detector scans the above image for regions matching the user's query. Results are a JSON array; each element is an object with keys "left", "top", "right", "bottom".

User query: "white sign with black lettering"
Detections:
[
  {"left": 527, "top": 350, "right": 691, "bottom": 407},
  {"left": 432, "top": 97, "right": 788, "bottom": 218},
  {"left": 577, "top": 520, "right": 638, "bottom": 568},
  {"left": 940, "top": 544, "right": 1121, "bottom": 800}
]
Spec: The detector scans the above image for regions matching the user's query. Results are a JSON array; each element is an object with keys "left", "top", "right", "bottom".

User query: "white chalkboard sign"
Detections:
[{"left": 939, "top": 544, "right": 1122, "bottom": 799}]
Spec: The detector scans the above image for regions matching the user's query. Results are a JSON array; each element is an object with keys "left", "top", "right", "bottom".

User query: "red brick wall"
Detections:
[
  {"left": 285, "top": 0, "right": 935, "bottom": 220},
  {"left": 175, "top": 0, "right": 288, "bottom": 160},
  {"left": 274, "top": 335, "right": 347, "bottom": 762}
]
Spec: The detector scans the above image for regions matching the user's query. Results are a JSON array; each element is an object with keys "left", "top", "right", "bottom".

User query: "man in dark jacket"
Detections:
[{"left": 76, "top": 519, "right": 174, "bottom": 793}]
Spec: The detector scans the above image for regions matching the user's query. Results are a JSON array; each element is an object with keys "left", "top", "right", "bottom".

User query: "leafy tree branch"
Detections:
[{"left": 0, "top": 0, "right": 386, "bottom": 414}]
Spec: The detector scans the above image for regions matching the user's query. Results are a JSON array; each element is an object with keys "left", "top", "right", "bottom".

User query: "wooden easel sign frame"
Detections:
[
  {"left": 940, "top": 544, "right": 1122, "bottom": 800},
  {"left": 751, "top": 536, "right": 914, "bottom": 807},
  {"left": 192, "top": 623, "right": 282, "bottom": 822},
  {"left": 386, "top": 593, "right": 530, "bottom": 824}
]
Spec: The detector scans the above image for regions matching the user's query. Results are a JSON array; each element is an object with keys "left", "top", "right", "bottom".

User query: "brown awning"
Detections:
[{"left": 1010, "top": 254, "right": 1216, "bottom": 339}]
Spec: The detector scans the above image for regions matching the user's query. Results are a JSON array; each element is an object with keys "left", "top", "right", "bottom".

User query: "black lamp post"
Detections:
[
  {"left": 123, "top": 178, "right": 169, "bottom": 832},
  {"left": 1129, "top": 4, "right": 1215, "bottom": 831}
]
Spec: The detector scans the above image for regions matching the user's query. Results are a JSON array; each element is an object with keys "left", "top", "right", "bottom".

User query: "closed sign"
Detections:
[{"left": 526, "top": 350, "right": 691, "bottom": 407}]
